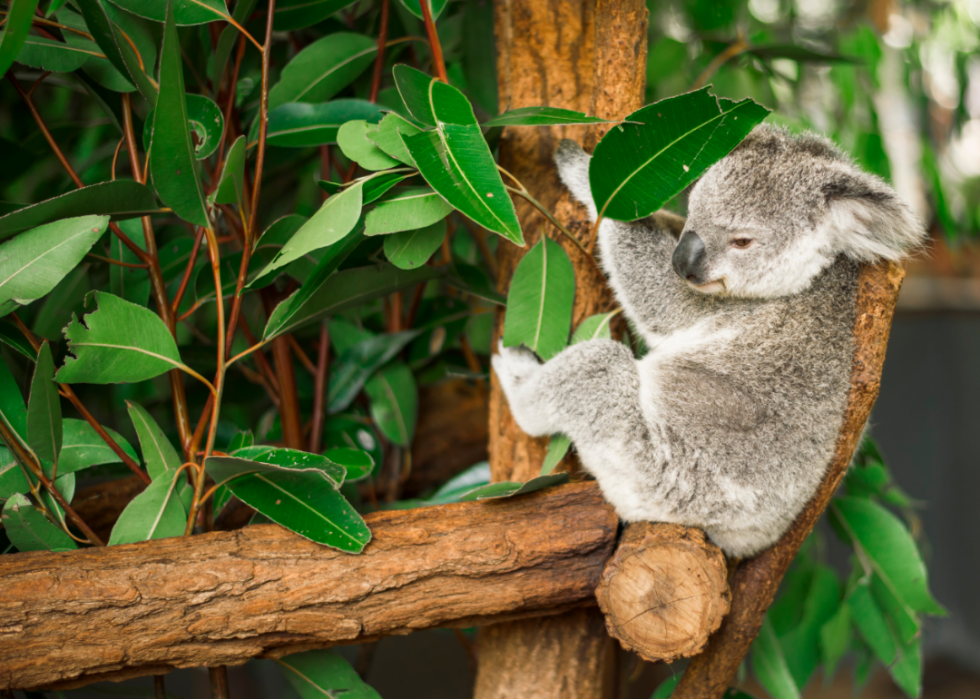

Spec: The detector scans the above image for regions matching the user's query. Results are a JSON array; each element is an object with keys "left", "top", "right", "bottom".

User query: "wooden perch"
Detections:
[
  {"left": 0, "top": 482, "right": 622, "bottom": 691},
  {"left": 673, "top": 261, "right": 905, "bottom": 699},
  {"left": 596, "top": 522, "right": 730, "bottom": 663}
]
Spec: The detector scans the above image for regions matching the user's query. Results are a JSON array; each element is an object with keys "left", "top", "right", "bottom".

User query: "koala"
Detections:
[{"left": 493, "top": 125, "right": 924, "bottom": 558}]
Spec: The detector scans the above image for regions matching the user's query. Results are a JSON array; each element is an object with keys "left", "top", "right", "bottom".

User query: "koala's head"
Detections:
[{"left": 674, "top": 124, "right": 925, "bottom": 299}]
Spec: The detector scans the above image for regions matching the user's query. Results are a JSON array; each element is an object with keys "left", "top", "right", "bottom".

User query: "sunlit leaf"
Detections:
[
  {"left": 541, "top": 434, "right": 570, "bottom": 476},
  {"left": 502, "top": 237, "right": 574, "bottom": 360},
  {"left": 26, "top": 343, "right": 62, "bottom": 469},
  {"left": 337, "top": 120, "right": 401, "bottom": 170},
  {"left": 108, "top": 468, "right": 187, "bottom": 545},
  {"left": 482, "top": 106, "right": 618, "bottom": 128},
  {"left": 268, "top": 33, "right": 377, "bottom": 111},
  {"left": 107, "top": 0, "right": 230, "bottom": 25},
  {"left": 570, "top": 312, "right": 615, "bottom": 345},
  {"left": 2, "top": 493, "right": 77, "bottom": 552},
  {"left": 366, "top": 112, "right": 422, "bottom": 166},
  {"left": 276, "top": 650, "right": 381, "bottom": 699},
  {"left": 364, "top": 360, "right": 417, "bottom": 447},
  {"left": 127, "top": 401, "right": 181, "bottom": 480},
  {"left": 150, "top": 2, "right": 209, "bottom": 227},
  {"left": 266, "top": 99, "right": 386, "bottom": 148},
  {"left": 384, "top": 220, "right": 446, "bottom": 270},
  {"left": 752, "top": 616, "right": 800, "bottom": 699},
  {"left": 365, "top": 187, "right": 452, "bottom": 236},
  {"left": 589, "top": 88, "right": 770, "bottom": 221},
  {"left": 889, "top": 636, "right": 922, "bottom": 699},
  {"left": 458, "top": 472, "right": 569, "bottom": 501},
  {"left": 56, "top": 291, "right": 188, "bottom": 385},
  {"left": 847, "top": 579, "right": 897, "bottom": 665},
  {"left": 273, "top": 0, "right": 358, "bottom": 30},
  {"left": 0, "top": 0, "right": 41, "bottom": 79}
]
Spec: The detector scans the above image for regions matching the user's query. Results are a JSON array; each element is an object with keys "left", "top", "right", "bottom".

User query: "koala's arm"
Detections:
[{"left": 555, "top": 140, "right": 710, "bottom": 339}]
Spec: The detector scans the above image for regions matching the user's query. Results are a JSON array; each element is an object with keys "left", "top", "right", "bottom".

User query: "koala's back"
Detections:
[{"left": 627, "top": 254, "right": 859, "bottom": 555}]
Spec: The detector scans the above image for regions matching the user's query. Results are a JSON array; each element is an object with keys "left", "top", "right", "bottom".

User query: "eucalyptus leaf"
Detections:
[
  {"left": 57, "top": 418, "right": 138, "bottom": 476},
  {"left": 447, "top": 262, "right": 505, "bottom": 305},
  {"left": 127, "top": 401, "right": 180, "bottom": 480},
  {"left": 266, "top": 99, "right": 386, "bottom": 148},
  {"left": 210, "top": 0, "right": 258, "bottom": 85},
  {"left": 209, "top": 136, "right": 247, "bottom": 207},
  {"left": 146, "top": 94, "right": 224, "bottom": 160},
  {"left": 211, "top": 447, "right": 345, "bottom": 487},
  {"left": 56, "top": 291, "right": 188, "bottom": 385},
  {"left": 540, "top": 434, "right": 570, "bottom": 476},
  {"left": 889, "top": 636, "right": 922, "bottom": 698},
  {"left": 324, "top": 448, "right": 373, "bottom": 482},
  {"left": 268, "top": 33, "right": 377, "bottom": 111},
  {"left": 2, "top": 493, "right": 77, "bottom": 552},
  {"left": 0, "top": 353, "right": 29, "bottom": 451},
  {"left": 0, "top": 0, "right": 41, "bottom": 79},
  {"left": 0, "top": 182, "right": 157, "bottom": 242},
  {"left": 458, "top": 472, "right": 569, "bottom": 501},
  {"left": 365, "top": 187, "right": 452, "bottom": 236},
  {"left": 108, "top": 219, "right": 149, "bottom": 307},
  {"left": 360, "top": 171, "right": 413, "bottom": 204},
  {"left": 107, "top": 0, "right": 230, "bottom": 25},
  {"left": 364, "top": 360, "right": 417, "bottom": 447},
  {"left": 819, "top": 601, "right": 851, "bottom": 679},
  {"left": 0, "top": 319, "right": 37, "bottom": 361},
  {"left": 589, "top": 88, "right": 770, "bottom": 221},
  {"left": 502, "top": 237, "right": 574, "bottom": 361},
  {"left": 26, "top": 342, "right": 62, "bottom": 469},
  {"left": 15, "top": 35, "right": 100, "bottom": 73},
  {"left": 108, "top": 468, "right": 187, "bottom": 545},
  {"left": 570, "top": 312, "right": 616, "bottom": 344},
  {"left": 327, "top": 330, "right": 421, "bottom": 414},
  {"left": 366, "top": 112, "right": 422, "bottom": 166},
  {"left": 752, "top": 616, "right": 801, "bottom": 699},
  {"left": 847, "top": 580, "right": 897, "bottom": 665},
  {"left": 337, "top": 120, "right": 401, "bottom": 171},
  {"left": 398, "top": 0, "right": 448, "bottom": 21},
  {"left": 273, "top": 0, "right": 358, "bottom": 30},
  {"left": 384, "top": 220, "right": 446, "bottom": 270},
  {"left": 0, "top": 447, "right": 31, "bottom": 500},
  {"left": 276, "top": 650, "right": 381, "bottom": 699},
  {"left": 150, "top": 1, "right": 209, "bottom": 227},
  {"left": 482, "top": 107, "right": 618, "bottom": 128}
]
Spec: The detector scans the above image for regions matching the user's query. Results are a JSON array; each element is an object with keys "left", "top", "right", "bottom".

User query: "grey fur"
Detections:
[{"left": 493, "top": 125, "right": 924, "bottom": 557}]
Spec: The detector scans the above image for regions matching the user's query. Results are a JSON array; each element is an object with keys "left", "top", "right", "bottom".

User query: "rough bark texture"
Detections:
[
  {"left": 673, "top": 261, "right": 905, "bottom": 699},
  {"left": 479, "top": 2, "right": 648, "bottom": 698},
  {"left": 596, "top": 522, "right": 730, "bottom": 663},
  {"left": 0, "top": 483, "right": 617, "bottom": 691}
]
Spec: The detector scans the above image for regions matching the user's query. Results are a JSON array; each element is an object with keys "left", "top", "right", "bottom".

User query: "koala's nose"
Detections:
[{"left": 672, "top": 231, "right": 706, "bottom": 283}]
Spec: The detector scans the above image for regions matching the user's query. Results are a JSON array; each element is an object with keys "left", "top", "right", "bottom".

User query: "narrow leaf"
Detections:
[
  {"left": 146, "top": 94, "right": 224, "bottom": 160},
  {"left": 482, "top": 107, "right": 619, "bottom": 128},
  {"left": 106, "top": 0, "right": 230, "bottom": 25},
  {"left": 276, "top": 650, "right": 381, "bottom": 699},
  {"left": 273, "top": 0, "right": 358, "bottom": 31},
  {"left": 57, "top": 418, "right": 138, "bottom": 476},
  {"left": 541, "top": 434, "right": 570, "bottom": 476},
  {"left": 384, "top": 220, "right": 446, "bottom": 270},
  {"left": 266, "top": 99, "right": 386, "bottom": 148},
  {"left": 127, "top": 401, "right": 180, "bottom": 480},
  {"left": 0, "top": 351, "right": 29, "bottom": 444},
  {"left": 268, "top": 33, "right": 377, "bottom": 111},
  {"left": 889, "top": 636, "right": 922, "bottom": 699},
  {"left": 26, "top": 342, "right": 62, "bottom": 468},
  {"left": 209, "top": 447, "right": 345, "bottom": 487},
  {"left": 848, "top": 580, "right": 897, "bottom": 665},
  {"left": 459, "top": 472, "right": 569, "bottom": 501},
  {"left": 210, "top": 0, "right": 257, "bottom": 85},
  {"left": 363, "top": 360, "right": 417, "bottom": 447},
  {"left": 819, "top": 602, "right": 851, "bottom": 679},
  {"left": 325, "top": 448, "right": 374, "bottom": 482},
  {"left": 0, "top": 0, "right": 41, "bottom": 79},
  {"left": 752, "top": 617, "right": 801, "bottom": 699},
  {"left": 209, "top": 136, "right": 246, "bottom": 207},
  {"left": 0, "top": 447, "right": 31, "bottom": 500},
  {"left": 108, "top": 469, "right": 187, "bottom": 545},
  {"left": 2, "top": 493, "right": 77, "bottom": 552},
  {"left": 365, "top": 187, "right": 452, "bottom": 236}
]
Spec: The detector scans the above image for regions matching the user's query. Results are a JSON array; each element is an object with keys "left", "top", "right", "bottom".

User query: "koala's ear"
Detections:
[
  {"left": 555, "top": 139, "right": 597, "bottom": 221},
  {"left": 823, "top": 170, "right": 926, "bottom": 262}
]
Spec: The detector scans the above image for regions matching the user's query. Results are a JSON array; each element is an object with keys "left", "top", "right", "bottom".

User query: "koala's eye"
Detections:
[{"left": 732, "top": 237, "right": 753, "bottom": 249}]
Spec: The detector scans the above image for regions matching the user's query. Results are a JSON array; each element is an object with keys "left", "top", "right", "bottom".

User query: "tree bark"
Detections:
[
  {"left": 479, "top": 2, "right": 648, "bottom": 697},
  {"left": 673, "top": 261, "right": 905, "bottom": 699},
  {"left": 0, "top": 483, "right": 617, "bottom": 691}
]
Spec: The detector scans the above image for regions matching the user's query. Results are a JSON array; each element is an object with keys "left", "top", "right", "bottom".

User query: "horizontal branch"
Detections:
[{"left": 0, "top": 483, "right": 618, "bottom": 690}]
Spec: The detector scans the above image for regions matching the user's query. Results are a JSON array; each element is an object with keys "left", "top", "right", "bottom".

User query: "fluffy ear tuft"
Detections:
[
  {"left": 555, "top": 139, "right": 597, "bottom": 221},
  {"left": 823, "top": 170, "right": 926, "bottom": 262}
]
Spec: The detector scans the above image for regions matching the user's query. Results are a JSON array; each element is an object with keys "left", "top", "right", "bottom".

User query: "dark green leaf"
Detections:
[
  {"left": 127, "top": 401, "right": 180, "bottom": 480},
  {"left": 540, "top": 434, "right": 570, "bottom": 476},
  {"left": 396, "top": 66, "right": 522, "bottom": 243},
  {"left": 0, "top": 215, "right": 108, "bottom": 315},
  {"left": 216, "top": 446, "right": 345, "bottom": 487},
  {"left": 0, "top": 182, "right": 157, "bottom": 242},
  {"left": 26, "top": 343, "right": 62, "bottom": 468},
  {"left": 589, "top": 88, "right": 770, "bottom": 221},
  {"left": 0, "top": 319, "right": 37, "bottom": 361},
  {"left": 570, "top": 311, "right": 615, "bottom": 344},
  {"left": 150, "top": 2, "right": 209, "bottom": 227},
  {"left": 360, "top": 170, "right": 413, "bottom": 204},
  {"left": 327, "top": 330, "right": 421, "bottom": 414},
  {"left": 752, "top": 616, "right": 800, "bottom": 699},
  {"left": 337, "top": 120, "right": 402, "bottom": 170},
  {"left": 364, "top": 360, "right": 417, "bottom": 447},
  {"left": 848, "top": 580, "right": 897, "bottom": 665},
  {"left": 209, "top": 136, "right": 246, "bottom": 208},
  {"left": 273, "top": 0, "right": 358, "bottom": 30},
  {"left": 108, "top": 219, "right": 149, "bottom": 307},
  {"left": 266, "top": 99, "right": 386, "bottom": 148},
  {"left": 779, "top": 564, "right": 841, "bottom": 689},
  {"left": 31, "top": 264, "right": 89, "bottom": 340},
  {"left": 365, "top": 187, "right": 452, "bottom": 236},
  {"left": 324, "top": 447, "right": 373, "bottom": 482},
  {"left": 56, "top": 291, "right": 189, "bottom": 385},
  {"left": 0, "top": 354, "right": 28, "bottom": 445},
  {"left": 502, "top": 236, "right": 574, "bottom": 360},
  {"left": 0, "top": 447, "right": 31, "bottom": 500},
  {"left": 366, "top": 112, "right": 422, "bottom": 166},
  {"left": 458, "top": 472, "right": 569, "bottom": 501},
  {"left": 15, "top": 35, "right": 99, "bottom": 73},
  {"left": 447, "top": 261, "right": 505, "bottom": 305},
  {"left": 482, "top": 107, "right": 618, "bottom": 128},
  {"left": 2, "top": 492, "right": 77, "bottom": 552},
  {"left": 398, "top": 0, "right": 447, "bottom": 21},
  {"left": 108, "top": 468, "right": 187, "bottom": 545},
  {"left": 747, "top": 45, "right": 858, "bottom": 64},
  {"left": 210, "top": 0, "right": 257, "bottom": 85},
  {"left": 146, "top": 94, "right": 224, "bottom": 160},
  {"left": 268, "top": 33, "right": 377, "bottom": 111},
  {"left": 461, "top": 0, "right": 497, "bottom": 116},
  {"left": 73, "top": 0, "right": 139, "bottom": 87},
  {"left": 264, "top": 263, "right": 441, "bottom": 340},
  {"left": 56, "top": 7, "right": 140, "bottom": 92},
  {"left": 651, "top": 676, "right": 680, "bottom": 699},
  {"left": 57, "top": 418, "right": 138, "bottom": 476},
  {"left": 324, "top": 415, "right": 383, "bottom": 475},
  {"left": 107, "top": 0, "right": 230, "bottom": 25},
  {"left": 0, "top": 0, "right": 41, "bottom": 79},
  {"left": 384, "top": 220, "right": 446, "bottom": 270},
  {"left": 276, "top": 650, "right": 380, "bottom": 699}
]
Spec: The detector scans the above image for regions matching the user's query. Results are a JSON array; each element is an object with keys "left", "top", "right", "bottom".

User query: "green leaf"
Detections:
[
  {"left": 276, "top": 651, "right": 380, "bottom": 699},
  {"left": 126, "top": 401, "right": 180, "bottom": 480},
  {"left": 482, "top": 107, "right": 618, "bottom": 128},
  {"left": 26, "top": 343, "right": 62, "bottom": 469},
  {"left": 31, "top": 264, "right": 89, "bottom": 340},
  {"left": 0, "top": 319, "right": 37, "bottom": 361},
  {"left": 360, "top": 171, "right": 413, "bottom": 205},
  {"left": 365, "top": 187, "right": 452, "bottom": 236},
  {"left": 337, "top": 120, "right": 402, "bottom": 171},
  {"left": 778, "top": 564, "right": 841, "bottom": 689},
  {"left": 57, "top": 418, "right": 138, "bottom": 476},
  {"left": 324, "top": 448, "right": 373, "bottom": 482},
  {"left": 447, "top": 261, "right": 505, "bottom": 305},
  {"left": 364, "top": 360, "right": 417, "bottom": 447},
  {"left": 747, "top": 45, "right": 858, "bottom": 64},
  {"left": 146, "top": 94, "right": 224, "bottom": 160},
  {"left": 15, "top": 35, "right": 99, "bottom": 73},
  {"left": 56, "top": 291, "right": 188, "bottom": 385},
  {"left": 108, "top": 468, "right": 187, "bottom": 545},
  {"left": 384, "top": 220, "right": 446, "bottom": 270},
  {"left": 0, "top": 215, "right": 108, "bottom": 314},
  {"left": 395, "top": 66, "right": 523, "bottom": 243},
  {"left": 246, "top": 214, "right": 311, "bottom": 290},
  {"left": 502, "top": 237, "right": 574, "bottom": 361},
  {"left": 0, "top": 356, "right": 28, "bottom": 446},
  {"left": 273, "top": 0, "right": 358, "bottom": 30},
  {"left": 398, "top": 0, "right": 447, "bottom": 20},
  {"left": 150, "top": 1, "right": 209, "bottom": 227},
  {"left": 541, "top": 434, "right": 570, "bottom": 476},
  {"left": 0, "top": 447, "right": 31, "bottom": 500},
  {"left": 0, "top": 0, "right": 41, "bottom": 79},
  {"left": 2, "top": 493, "right": 77, "bottom": 552},
  {"left": 268, "top": 33, "right": 377, "bottom": 112},
  {"left": 328, "top": 331, "right": 421, "bottom": 414},
  {"left": 871, "top": 572, "right": 920, "bottom": 645},
  {"left": 458, "top": 472, "right": 569, "bottom": 501},
  {"left": 254, "top": 182, "right": 363, "bottom": 281},
  {"left": 847, "top": 579, "right": 897, "bottom": 665},
  {"left": 831, "top": 497, "right": 945, "bottom": 616},
  {"left": 107, "top": 0, "right": 230, "bottom": 25},
  {"left": 589, "top": 88, "right": 770, "bottom": 221},
  {"left": 73, "top": 0, "right": 140, "bottom": 88},
  {"left": 651, "top": 676, "right": 680, "bottom": 699},
  {"left": 819, "top": 602, "right": 851, "bottom": 679},
  {"left": 218, "top": 446, "right": 345, "bottom": 486},
  {"left": 210, "top": 0, "right": 257, "bottom": 85},
  {"left": 889, "top": 636, "right": 922, "bottom": 699},
  {"left": 38, "top": 471, "right": 75, "bottom": 531},
  {"left": 264, "top": 263, "right": 441, "bottom": 340},
  {"left": 366, "top": 112, "right": 422, "bottom": 166},
  {"left": 752, "top": 617, "right": 800, "bottom": 699},
  {"left": 208, "top": 136, "right": 246, "bottom": 208},
  {"left": 266, "top": 99, "right": 386, "bottom": 148},
  {"left": 108, "top": 219, "right": 149, "bottom": 307},
  {"left": 0, "top": 182, "right": 157, "bottom": 242},
  {"left": 570, "top": 312, "right": 615, "bottom": 345}
]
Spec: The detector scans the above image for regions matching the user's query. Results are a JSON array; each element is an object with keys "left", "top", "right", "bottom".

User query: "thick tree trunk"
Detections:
[
  {"left": 0, "top": 483, "right": 617, "bottom": 691},
  {"left": 479, "top": 1, "right": 648, "bottom": 697}
]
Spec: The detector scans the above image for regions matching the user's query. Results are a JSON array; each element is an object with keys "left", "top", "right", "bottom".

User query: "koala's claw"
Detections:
[{"left": 492, "top": 341, "right": 541, "bottom": 391}]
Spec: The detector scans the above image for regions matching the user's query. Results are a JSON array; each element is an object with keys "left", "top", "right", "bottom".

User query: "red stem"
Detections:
[
  {"left": 308, "top": 321, "right": 331, "bottom": 453},
  {"left": 418, "top": 0, "right": 447, "bottom": 83}
]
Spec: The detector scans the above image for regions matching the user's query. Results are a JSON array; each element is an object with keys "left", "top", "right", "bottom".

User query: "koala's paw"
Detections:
[{"left": 492, "top": 341, "right": 541, "bottom": 395}]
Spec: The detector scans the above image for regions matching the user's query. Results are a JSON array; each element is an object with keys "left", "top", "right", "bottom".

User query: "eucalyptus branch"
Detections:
[
  {"left": 369, "top": 0, "right": 390, "bottom": 103},
  {"left": 247, "top": 0, "right": 276, "bottom": 235},
  {"left": 86, "top": 253, "right": 147, "bottom": 269},
  {"left": 691, "top": 36, "right": 750, "bottom": 90}
]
